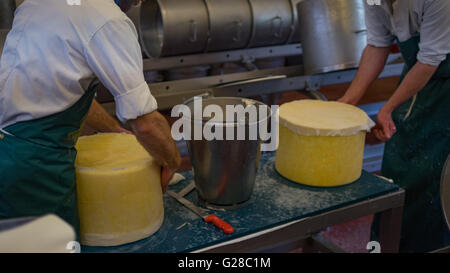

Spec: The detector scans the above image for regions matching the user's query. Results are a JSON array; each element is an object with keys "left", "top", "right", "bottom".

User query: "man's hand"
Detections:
[
  {"left": 338, "top": 95, "right": 359, "bottom": 106},
  {"left": 161, "top": 167, "right": 175, "bottom": 193},
  {"left": 373, "top": 106, "right": 396, "bottom": 142},
  {"left": 370, "top": 61, "right": 437, "bottom": 142},
  {"left": 115, "top": 127, "right": 133, "bottom": 135},
  {"left": 365, "top": 131, "right": 383, "bottom": 145},
  {"left": 128, "top": 111, "right": 181, "bottom": 193}
]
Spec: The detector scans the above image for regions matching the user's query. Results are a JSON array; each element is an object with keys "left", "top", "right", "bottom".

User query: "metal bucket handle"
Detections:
[{"left": 183, "top": 92, "right": 214, "bottom": 106}]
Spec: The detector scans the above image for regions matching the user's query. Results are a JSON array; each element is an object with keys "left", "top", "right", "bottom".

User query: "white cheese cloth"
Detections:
[{"left": 279, "top": 100, "right": 375, "bottom": 137}]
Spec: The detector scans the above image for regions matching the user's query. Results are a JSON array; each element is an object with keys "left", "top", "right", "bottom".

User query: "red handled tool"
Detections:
[
  {"left": 204, "top": 214, "right": 234, "bottom": 234},
  {"left": 167, "top": 182, "right": 234, "bottom": 234}
]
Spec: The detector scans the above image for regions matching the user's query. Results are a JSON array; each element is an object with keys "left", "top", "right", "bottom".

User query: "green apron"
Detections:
[
  {"left": 371, "top": 35, "right": 450, "bottom": 252},
  {"left": 0, "top": 82, "right": 97, "bottom": 236}
]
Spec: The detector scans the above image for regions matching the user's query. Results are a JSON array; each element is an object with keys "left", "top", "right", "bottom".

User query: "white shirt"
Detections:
[
  {"left": 364, "top": 0, "right": 450, "bottom": 66},
  {"left": 0, "top": 0, "right": 157, "bottom": 129}
]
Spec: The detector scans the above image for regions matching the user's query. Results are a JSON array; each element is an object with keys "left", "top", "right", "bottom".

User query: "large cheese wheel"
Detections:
[
  {"left": 75, "top": 133, "right": 163, "bottom": 246},
  {"left": 275, "top": 100, "right": 375, "bottom": 187}
]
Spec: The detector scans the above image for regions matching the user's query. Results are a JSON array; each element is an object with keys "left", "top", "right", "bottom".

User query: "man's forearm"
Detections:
[
  {"left": 341, "top": 45, "right": 391, "bottom": 104},
  {"left": 373, "top": 61, "right": 438, "bottom": 142},
  {"left": 128, "top": 111, "right": 181, "bottom": 170},
  {"left": 85, "top": 99, "right": 124, "bottom": 133},
  {"left": 382, "top": 61, "right": 438, "bottom": 113}
]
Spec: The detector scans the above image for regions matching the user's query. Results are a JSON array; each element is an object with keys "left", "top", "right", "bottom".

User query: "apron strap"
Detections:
[{"left": 0, "top": 128, "right": 13, "bottom": 136}]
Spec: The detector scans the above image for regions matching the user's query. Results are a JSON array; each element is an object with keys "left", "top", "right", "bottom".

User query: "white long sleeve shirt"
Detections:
[
  {"left": 0, "top": 0, "right": 157, "bottom": 130},
  {"left": 364, "top": 0, "right": 450, "bottom": 66}
]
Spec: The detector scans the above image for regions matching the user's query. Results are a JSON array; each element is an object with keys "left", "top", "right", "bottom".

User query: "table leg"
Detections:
[
  {"left": 378, "top": 205, "right": 404, "bottom": 253},
  {"left": 302, "top": 234, "right": 347, "bottom": 253}
]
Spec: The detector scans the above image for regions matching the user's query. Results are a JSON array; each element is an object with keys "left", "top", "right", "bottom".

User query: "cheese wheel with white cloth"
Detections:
[{"left": 275, "top": 100, "right": 375, "bottom": 187}]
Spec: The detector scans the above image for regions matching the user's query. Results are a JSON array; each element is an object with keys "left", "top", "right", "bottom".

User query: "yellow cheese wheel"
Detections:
[
  {"left": 75, "top": 133, "right": 163, "bottom": 246},
  {"left": 275, "top": 100, "right": 374, "bottom": 187}
]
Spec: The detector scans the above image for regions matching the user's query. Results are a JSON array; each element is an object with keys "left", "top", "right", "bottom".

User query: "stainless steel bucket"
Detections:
[
  {"left": 297, "top": 0, "right": 367, "bottom": 75},
  {"left": 183, "top": 96, "right": 271, "bottom": 209}
]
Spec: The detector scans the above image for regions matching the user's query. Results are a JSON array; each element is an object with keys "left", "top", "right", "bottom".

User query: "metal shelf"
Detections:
[
  {"left": 143, "top": 44, "right": 302, "bottom": 71},
  {"left": 148, "top": 63, "right": 404, "bottom": 109}
]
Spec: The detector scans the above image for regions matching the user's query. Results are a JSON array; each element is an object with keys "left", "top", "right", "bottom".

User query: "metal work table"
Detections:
[{"left": 82, "top": 152, "right": 404, "bottom": 253}]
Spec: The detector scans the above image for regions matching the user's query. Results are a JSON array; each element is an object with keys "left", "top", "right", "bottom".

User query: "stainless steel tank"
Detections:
[
  {"left": 287, "top": 0, "right": 301, "bottom": 43},
  {"left": 297, "top": 0, "right": 368, "bottom": 75},
  {"left": 247, "top": 0, "right": 293, "bottom": 48},
  {"left": 129, "top": 0, "right": 300, "bottom": 58},
  {"left": 204, "top": 0, "right": 252, "bottom": 52},
  {"left": 0, "top": 0, "right": 16, "bottom": 29},
  {"left": 184, "top": 96, "right": 270, "bottom": 209},
  {"left": 136, "top": 0, "right": 209, "bottom": 58}
]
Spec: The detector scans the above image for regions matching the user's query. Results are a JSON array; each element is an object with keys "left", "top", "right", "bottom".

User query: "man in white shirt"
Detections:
[
  {"left": 339, "top": 0, "right": 450, "bottom": 252},
  {"left": 0, "top": 0, "right": 181, "bottom": 236}
]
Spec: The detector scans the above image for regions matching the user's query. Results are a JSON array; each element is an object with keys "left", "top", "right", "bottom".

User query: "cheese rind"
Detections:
[
  {"left": 279, "top": 100, "right": 375, "bottom": 136},
  {"left": 75, "top": 133, "right": 164, "bottom": 246},
  {"left": 276, "top": 100, "right": 370, "bottom": 187},
  {"left": 276, "top": 126, "right": 366, "bottom": 186}
]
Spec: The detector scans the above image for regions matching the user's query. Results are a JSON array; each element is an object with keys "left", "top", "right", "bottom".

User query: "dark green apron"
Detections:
[
  {"left": 0, "top": 82, "right": 97, "bottom": 236},
  {"left": 372, "top": 35, "right": 450, "bottom": 252}
]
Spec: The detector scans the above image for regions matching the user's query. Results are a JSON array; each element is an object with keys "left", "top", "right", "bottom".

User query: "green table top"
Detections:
[{"left": 82, "top": 152, "right": 399, "bottom": 253}]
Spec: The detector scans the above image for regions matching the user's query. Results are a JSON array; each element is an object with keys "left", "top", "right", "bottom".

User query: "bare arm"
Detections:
[
  {"left": 85, "top": 100, "right": 181, "bottom": 192},
  {"left": 128, "top": 111, "right": 181, "bottom": 192},
  {"left": 84, "top": 99, "right": 130, "bottom": 134},
  {"left": 382, "top": 62, "right": 437, "bottom": 114},
  {"left": 128, "top": 111, "right": 181, "bottom": 171},
  {"left": 373, "top": 62, "right": 438, "bottom": 141},
  {"left": 339, "top": 45, "right": 391, "bottom": 105}
]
